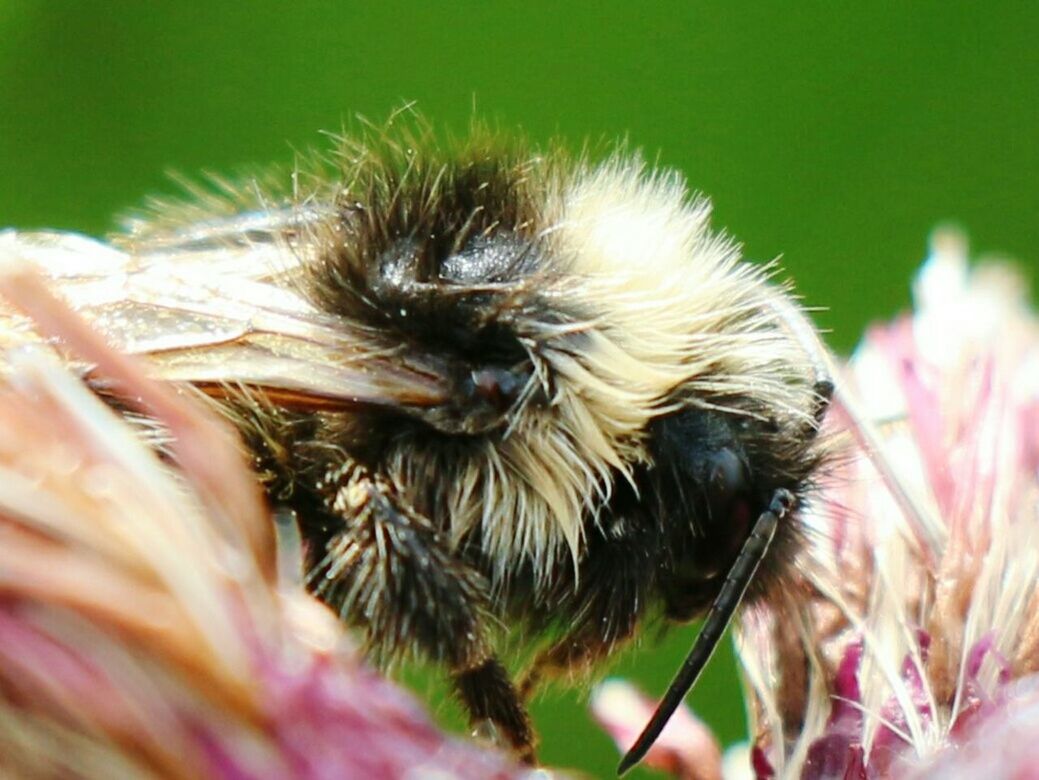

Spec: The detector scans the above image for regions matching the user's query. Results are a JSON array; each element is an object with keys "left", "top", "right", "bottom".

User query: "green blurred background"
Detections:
[{"left": 1, "top": 3, "right": 1036, "bottom": 777}]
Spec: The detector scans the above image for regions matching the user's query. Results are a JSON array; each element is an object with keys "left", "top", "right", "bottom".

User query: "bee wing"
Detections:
[{"left": 0, "top": 221, "right": 449, "bottom": 411}]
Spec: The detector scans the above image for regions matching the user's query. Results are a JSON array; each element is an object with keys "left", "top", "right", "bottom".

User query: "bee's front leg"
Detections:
[{"left": 309, "top": 461, "right": 535, "bottom": 762}]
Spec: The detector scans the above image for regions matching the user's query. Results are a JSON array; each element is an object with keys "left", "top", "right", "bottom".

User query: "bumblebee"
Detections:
[{"left": 0, "top": 118, "right": 831, "bottom": 773}]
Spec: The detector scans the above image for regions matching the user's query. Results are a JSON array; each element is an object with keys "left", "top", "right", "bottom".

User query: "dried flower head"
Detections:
[
  {"left": 740, "top": 227, "right": 1039, "bottom": 778},
  {"left": 0, "top": 258, "right": 529, "bottom": 779}
]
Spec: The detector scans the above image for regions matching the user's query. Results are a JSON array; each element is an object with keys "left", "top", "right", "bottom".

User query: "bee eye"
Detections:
[
  {"left": 662, "top": 443, "right": 754, "bottom": 619},
  {"left": 707, "top": 447, "right": 747, "bottom": 513}
]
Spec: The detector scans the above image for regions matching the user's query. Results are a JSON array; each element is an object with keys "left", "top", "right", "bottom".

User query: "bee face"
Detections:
[{"left": 0, "top": 119, "right": 830, "bottom": 771}]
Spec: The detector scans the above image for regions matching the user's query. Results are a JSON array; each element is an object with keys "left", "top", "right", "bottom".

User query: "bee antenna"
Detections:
[{"left": 617, "top": 488, "right": 793, "bottom": 776}]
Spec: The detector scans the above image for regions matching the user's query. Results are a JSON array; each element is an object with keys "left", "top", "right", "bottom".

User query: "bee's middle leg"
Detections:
[
  {"left": 519, "top": 523, "right": 658, "bottom": 697},
  {"left": 312, "top": 463, "right": 535, "bottom": 761}
]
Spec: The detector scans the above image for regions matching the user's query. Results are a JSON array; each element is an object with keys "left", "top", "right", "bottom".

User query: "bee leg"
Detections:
[
  {"left": 454, "top": 657, "right": 538, "bottom": 764},
  {"left": 520, "top": 524, "right": 656, "bottom": 698},
  {"left": 311, "top": 462, "right": 535, "bottom": 761}
]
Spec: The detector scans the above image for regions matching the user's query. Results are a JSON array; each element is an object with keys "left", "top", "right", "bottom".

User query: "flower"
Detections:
[{"left": 0, "top": 259, "right": 529, "bottom": 779}]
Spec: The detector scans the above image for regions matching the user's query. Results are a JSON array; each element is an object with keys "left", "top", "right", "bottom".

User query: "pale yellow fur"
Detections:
[{"left": 389, "top": 159, "right": 817, "bottom": 590}]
